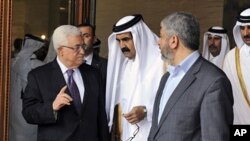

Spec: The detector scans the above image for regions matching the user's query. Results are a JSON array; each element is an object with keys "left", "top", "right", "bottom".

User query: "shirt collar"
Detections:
[
  {"left": 84, "top": 52, "right": 93, "bottom": 65},
  {"left": 56, "top": 57, "right": 77, "bottom": 74},
  {"left": 167, "top": 51, "right": 200, "bottom": 75}
]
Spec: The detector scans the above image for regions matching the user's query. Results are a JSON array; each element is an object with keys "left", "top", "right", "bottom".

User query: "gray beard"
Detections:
[{"left": 161, "top": 47, "right": 174, "bottom": 65}]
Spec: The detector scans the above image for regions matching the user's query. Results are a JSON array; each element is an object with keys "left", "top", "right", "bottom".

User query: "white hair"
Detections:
[{"left": 52, "top": 25, "right": 81, "bottom": 52}]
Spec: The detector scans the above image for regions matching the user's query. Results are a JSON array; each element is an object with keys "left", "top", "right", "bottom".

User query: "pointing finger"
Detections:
[{"left": 59, "top": 85, "right": 67, "bottom": 94}]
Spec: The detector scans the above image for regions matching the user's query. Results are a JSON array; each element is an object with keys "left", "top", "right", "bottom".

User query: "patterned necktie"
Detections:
[{"left": 66, "top": 69, "right": 81, "bottom": 114}]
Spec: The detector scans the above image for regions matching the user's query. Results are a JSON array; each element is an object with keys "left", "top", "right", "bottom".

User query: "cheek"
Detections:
[
  {"left": 84, "top": 38, "right": 91, "bottom": 44},
  {"left": 207, "top": 40, "right": 213, "bottom": 45},
  {"left": 161, "top": 40, "right": 168, "bottom": 48},
  {"left": 214, "top": 41, "right": 221, "bottom": 48}
]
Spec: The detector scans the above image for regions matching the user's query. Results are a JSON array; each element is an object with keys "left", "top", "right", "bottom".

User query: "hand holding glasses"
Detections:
[{"left": 118, "top": 124, "right": 139, "bottom": 141}]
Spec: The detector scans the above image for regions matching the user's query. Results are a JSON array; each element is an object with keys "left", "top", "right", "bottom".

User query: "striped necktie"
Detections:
[{"left": 66, "top": 69, "right": 81, "bottom": 114}]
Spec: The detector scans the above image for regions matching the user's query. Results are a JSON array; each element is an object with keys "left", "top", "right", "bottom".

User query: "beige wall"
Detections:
[
  {"left": 12, "top": 0, "right": 67, "bottom": 48},
  {"left": 12, "top": 0, "right": 250, "bottom": 56},
  {"left": 96, "top": 0, "right": 224, "bottom": 57},
  {"left": 12, "top": 0, "right": 49, "bottom": 48}
]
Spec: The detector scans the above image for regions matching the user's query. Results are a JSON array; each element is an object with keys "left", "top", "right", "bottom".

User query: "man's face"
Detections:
[
  {"left": 116, "top": 32, "right": 136, "bottom": 59},
  {"left": 58, "top": 35, "right": 85, "bottom": 68},
  {"left": 207, "top": 34, "right": 222, "bottom": 57},
  {"left": 240, "top": 25, "right": 250, "bottom": 46},
  {"left": 79, "top": 26, "right": 95, "bottom": 55},
  {"left": 158, "top": 27, "right": 174, "bottom": 64}
]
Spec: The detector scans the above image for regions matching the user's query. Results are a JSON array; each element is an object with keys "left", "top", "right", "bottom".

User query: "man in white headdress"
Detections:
[
  {"left": 223, "top": 8, "right": 250, "bottom": 124},
  {"left": 202, "top": 26, "right": 230, "bottom": 69},
  {"left": 9, "top": 34, "right": 48, "bottom": 141},
  {"left": 106, "top": 14, "right": 164, "bottom": 141}
]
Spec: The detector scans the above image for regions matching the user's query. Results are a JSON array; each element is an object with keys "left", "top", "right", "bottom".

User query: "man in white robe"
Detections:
[
  {"left": 223, "top": 8, "right": 250, "bottom": 124},
  {"left": 9, "top": 34, "right": 48, "bottom": 141},
  {"left": 106, "top": 14, "right": 164, "bottom": 141},
  {"left": 202, "top": 26, "right": 230, "bottom": 69}
]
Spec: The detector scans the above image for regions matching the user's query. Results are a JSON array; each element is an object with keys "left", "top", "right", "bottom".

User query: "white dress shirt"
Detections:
[
  {"left": 57, "top": 57, "right": 85, "bottom": 102},
  {"left": 84, "top": 52, "right": 93, "bottom": 65},
  {"left": 158, "top": 51, "right": 200, "bottom": 123}
]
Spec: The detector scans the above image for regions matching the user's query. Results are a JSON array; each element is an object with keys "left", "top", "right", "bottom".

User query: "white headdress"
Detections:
[
  {"left": 202, "top": 26, "right": 230, "bottom": 68},
  {"left": 12, "top": 34, "right": 46, "bottom": 89},
  {"left": 106, "top": 14, "right": 164, "bottom": 127},
  {"left": 233, "top": 8, "right": 250, "bottom": 48}
]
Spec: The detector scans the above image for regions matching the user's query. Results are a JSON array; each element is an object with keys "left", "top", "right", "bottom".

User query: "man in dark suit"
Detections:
[
  {"left": 148, "top": 12, "right": 233, "bottom": 141},
  {"left": 22, "top": 25, "right": 109, "bottom": 141},
  {"left": 77, "top": 23, "right": 107, "bottom": 84}
]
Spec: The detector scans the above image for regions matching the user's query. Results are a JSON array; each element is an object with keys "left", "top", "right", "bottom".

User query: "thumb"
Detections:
[{"left": 59, "top": 85, "right": 67, "bottom": 94}]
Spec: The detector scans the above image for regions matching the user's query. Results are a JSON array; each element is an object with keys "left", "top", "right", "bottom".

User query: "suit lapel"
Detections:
[
  {"left": 151, "top": 73, "right": 169, "bottom": 136},
  {"left": 152, "top": 73, "right": 169, "bottom": 126},
  {"left": 154, "top": 57, "right": 203, "bottom": 136},
  {"left": 51, "top": 60, "right": 68, "bottom": 97},
  {"left": 78, "top": 64, "right": 91, "bottom": 114},
  {"left": 91, "top": 54, "right": 100, "bottom": 68},
  {"left": 51, "top": 59, "right": 84, "bottom": 115}
]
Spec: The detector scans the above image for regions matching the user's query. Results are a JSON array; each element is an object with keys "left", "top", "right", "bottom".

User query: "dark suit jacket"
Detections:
[
  {"left": 148, "top": 56, "right": 233, "bottom": 141},
  {"left": 91, "top": 53, "right": 107, "bottom": 85},
  {"left": 22, "top": 59, "right": 110, "bottom": 141}
]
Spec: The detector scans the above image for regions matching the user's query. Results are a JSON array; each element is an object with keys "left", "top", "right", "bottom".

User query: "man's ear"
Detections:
[
  {"left": 93, "top": 36, "right": 97, "bottom": 44},
  {"left": 57, "top": 47, "right": 63, "bottom": 56},
  {"left": 169, "top": 34, "right": 179, "bottom": 49}
]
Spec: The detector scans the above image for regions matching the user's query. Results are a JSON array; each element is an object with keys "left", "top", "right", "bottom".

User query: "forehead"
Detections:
[
  {"left": 159, "top": 26, "right": 167, "bottom": 37},
  {"left": 207, "top": 34, "right": 221, "bottom": 38},
  {"left": 116, "top": 32, "right": 132, "bottom": 39},
  {"left": 67, "top": 35, "right": 83, "bottom": 44},
  {"left": 79, "top": 26, "right": 93, "bottom": 34}
]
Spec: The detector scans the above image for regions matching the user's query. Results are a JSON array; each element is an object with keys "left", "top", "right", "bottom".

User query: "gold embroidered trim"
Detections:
[
  {"left": 117, "top": 103, "right": 122, "bottom": 139},
  {"left": 235, "top": 47, "right": 250, "bottom": 107}
]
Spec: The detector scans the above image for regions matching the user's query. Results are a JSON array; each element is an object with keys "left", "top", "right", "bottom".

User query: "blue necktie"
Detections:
[{"left": 66, "top": 69, "right": 81, "bottom": 114}]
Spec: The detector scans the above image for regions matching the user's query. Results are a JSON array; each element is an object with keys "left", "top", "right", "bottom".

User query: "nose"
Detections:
[
  {"left": 211, "top": 37, "right": 215, "bottom": 43},
  {"left": 79, "top": 46, "right": 85, "bottom": 54},
  {"left": 119, "top": 40, "right": 125, "bottom": 48},
  {"left": 82, "top": 37, "right": 87, "bottom": 43},
  {"left": 242, "top": 26, "right": 250, "bottom": 36},
  {"left": 157, "top": 39, "right": 162, "bottom": 48},
  {"left": 243, "top": 28, "right": 248, "bottom": 35}
]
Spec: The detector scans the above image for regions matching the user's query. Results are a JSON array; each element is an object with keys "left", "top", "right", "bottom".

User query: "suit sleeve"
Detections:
[
  {"left": 22, "top": 71, "right": 56, "bottom": 125},
  {"left": 96, "top": 70, "right": 110, "bottom": 141},
  {"left": 200, "top": 76, "right": 233, "bottom": 141}
]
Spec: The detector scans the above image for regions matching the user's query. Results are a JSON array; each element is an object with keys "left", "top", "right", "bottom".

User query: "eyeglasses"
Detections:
[
  {"left": 121, "top": 124, "right": 139, "bottom": 141},
  {"left": 61, "top": 44, "right": 86, "bottom": 52}
]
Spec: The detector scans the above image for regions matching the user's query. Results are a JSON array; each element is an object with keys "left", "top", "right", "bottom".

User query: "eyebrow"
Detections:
[
  {"left": 208, "top": 35, "right": 222, "bottom": 38},
  {"left": 82, "top": 33, "right": 91, "bottom": 36},
  {"left": 116, "top": 37, "right": 132, "bottom": 42}
]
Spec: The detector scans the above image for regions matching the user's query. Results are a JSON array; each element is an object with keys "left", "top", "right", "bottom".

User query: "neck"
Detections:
[
  {"left": 172, "top": 46, "right": 194, "bottom": 66},
  {"left": 84, "top": 51, "right": 93, "bottom": 57},
  {"left": 58, "top": 56, "right": 78, "bottom": 69}
]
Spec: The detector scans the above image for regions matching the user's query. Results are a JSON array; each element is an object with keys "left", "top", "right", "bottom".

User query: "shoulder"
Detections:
[
  {"left": 79, "top": 63, "right": 100, "bottom": 73},
  {"left": 31, "top": 62, "right": 52, "bottom": 73},
  {"left": 224, "top": 47, "right": 236, "bottom": 60},
  {"left": 29, "top": 61, "right": 55, "bottom": 75},
  {"left": 196, "top": 57, "right": 227, "bottom": 79},
  {"left": 193, "top": 58, "right": 232, "bottom": 91},
  {"left": 93, "top": 54, "right": 107, "bottom": 62}
]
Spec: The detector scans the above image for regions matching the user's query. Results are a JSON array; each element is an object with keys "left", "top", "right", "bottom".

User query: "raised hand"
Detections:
[{"left": 52, "top": 85, "right": 73, "bottom": 111}]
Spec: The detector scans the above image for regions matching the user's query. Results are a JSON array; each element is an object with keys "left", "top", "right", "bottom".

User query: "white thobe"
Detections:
[
  {"left": 223, "top": 45, "right": 250, "bottom": 124},
  {"left": 118, "top": 59, "right": 160, "bottom": 141}
]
